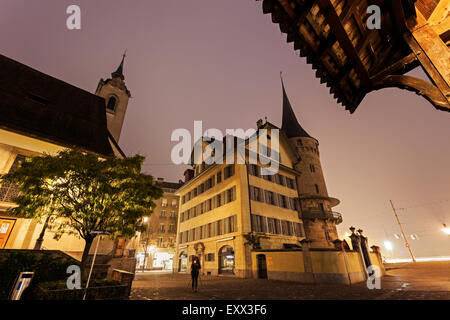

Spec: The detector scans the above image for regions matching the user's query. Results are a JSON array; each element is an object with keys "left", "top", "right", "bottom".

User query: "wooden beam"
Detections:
[
  {"left": 371, "top": 52, "right": 419, "bottom": 81},
  {"left": 427, "top": 0, "right": 450, "bottom": 24},
  {"left": 406, "top": 25, "right": 450, "bottom": 97},
  {"left": 372, "top": 75, "right": 450, "bottom": 111},
  {"left": 315, "top": 0, "right": 371, "bottom": 88},
  {"left": 430, "top": 15, "right": 450, "bottom": 42}
]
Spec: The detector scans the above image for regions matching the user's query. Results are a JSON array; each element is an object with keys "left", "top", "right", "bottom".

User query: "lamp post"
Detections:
[
  {"left": 142, "top": 217, "right": 150, "bottom": 272},
  {"left": 83, "top": 230, "right": 111, "bottom": 300},
  {"left": 389, "top": 200, "right": 416, "bottom": 263}
]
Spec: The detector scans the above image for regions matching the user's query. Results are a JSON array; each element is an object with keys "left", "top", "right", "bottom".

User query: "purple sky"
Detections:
[{"left": 2, "top": 0, "right": 449, "bottom": 259}]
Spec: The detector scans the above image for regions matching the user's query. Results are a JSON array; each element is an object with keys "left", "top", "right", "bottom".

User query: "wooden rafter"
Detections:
[
  {"left": 315, "top": 0, "right": 371, "bottom": 88},
  {"left": 260, "top": 0, "right": 450, "bottom": 112}
]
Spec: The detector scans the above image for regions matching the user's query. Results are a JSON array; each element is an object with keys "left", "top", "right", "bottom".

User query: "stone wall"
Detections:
[{"left": 251, "top": 247, "right": 385, "bottom": 285}]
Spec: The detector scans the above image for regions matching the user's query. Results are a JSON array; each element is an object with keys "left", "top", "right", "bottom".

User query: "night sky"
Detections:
[{"left": 2, "top": 0, "right": 449, "bottom": 259}]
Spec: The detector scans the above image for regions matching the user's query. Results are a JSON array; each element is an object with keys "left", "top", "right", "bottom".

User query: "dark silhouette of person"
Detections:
[{"left": 191, "top": 256, "right": 201, "bottom": 292}]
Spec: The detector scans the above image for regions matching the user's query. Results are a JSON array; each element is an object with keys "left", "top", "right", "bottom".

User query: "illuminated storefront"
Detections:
[
  {"left": 178, "top": 251, "right": 187, "bottom": 272},
  {"left": 219, "top": 246, "right": 235, "bottom": 274},
  {"left": 136, "top": 247, "right": 174, "bottom": 271},
  {"left": 0, "top": 218, "right": 15, "bottom": 249},
  {"left": 152, "top": 251, "right": 173, "bottom": 270}
]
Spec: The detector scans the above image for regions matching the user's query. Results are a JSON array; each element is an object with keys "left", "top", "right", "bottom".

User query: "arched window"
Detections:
[
  {"left": 178, "top": 252, "right": 187, "bottom": 272},
  {"left": 106, "top": 96, "right": 117, "bottom": 112},
  {"left": 218, "top": 245, "right": 235, "bottom": 274}
]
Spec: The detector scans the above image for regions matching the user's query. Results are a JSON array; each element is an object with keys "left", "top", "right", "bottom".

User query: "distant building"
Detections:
[
  {"left": 0, "top": 54, "right": 132, "bottom": 257},
  {"left": 173, "top": 80, "right": 342, "bottom": 277},
  {"left": 136, "top": 179, "right": 183, "bottom": 271}
]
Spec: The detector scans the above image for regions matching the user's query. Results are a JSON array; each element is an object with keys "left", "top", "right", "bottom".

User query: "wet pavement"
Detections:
[{"left": 130, "top": 261, "right": 450, "bottom": 300}]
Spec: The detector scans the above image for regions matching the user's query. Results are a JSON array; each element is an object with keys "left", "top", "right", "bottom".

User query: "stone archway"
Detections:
[{"left": 194, "top": 242, "right": 205, "bottom": 274}]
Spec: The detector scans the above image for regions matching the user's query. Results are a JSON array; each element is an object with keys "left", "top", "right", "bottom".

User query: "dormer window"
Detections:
[{"left": 106, "top": 96, "right": 117, "bottom": 113}]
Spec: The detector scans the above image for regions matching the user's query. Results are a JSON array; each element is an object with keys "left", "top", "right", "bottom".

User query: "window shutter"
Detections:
[
  {"left": 249, "top": 186, "right": 255, "bottom": 200},
  {"left": 262, "top": 216, "right": 267, "bottom": 233},
  {"left": 251, "top": 214, "right": 256, "bottom": 232},
  {"left": 274, "top": 193, "right": 280, "bottom": 206}
]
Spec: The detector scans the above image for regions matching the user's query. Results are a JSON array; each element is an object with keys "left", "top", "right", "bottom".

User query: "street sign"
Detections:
[
  {"left": 90, "top": 230, "right": 111, "bottom": 235},
  {"left": 9, "top": 272, "right": 34, "bottom": 300}
]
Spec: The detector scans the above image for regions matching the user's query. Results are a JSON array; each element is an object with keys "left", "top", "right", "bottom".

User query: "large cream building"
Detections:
[
  {"left": 173, "top": 80, "right": 343, "bottom": 277},
  {"left": 0, "top": 53, "right": 133, "bottom": 257}
]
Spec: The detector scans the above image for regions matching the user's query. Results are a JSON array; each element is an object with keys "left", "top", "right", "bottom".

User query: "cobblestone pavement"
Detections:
[{"left": 130, "top": 261, "right": 450, "bottom": 300}]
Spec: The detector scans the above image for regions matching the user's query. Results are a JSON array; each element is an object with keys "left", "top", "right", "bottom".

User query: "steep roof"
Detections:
[
  {"left": 280, "top": 79, "right": 313, "bottom": 139},
  {"left": 0, "top": 54, "right": 114, "bottom": 156},
  {"left": 111, "top": 54, "right": 125, "bottom": 80}
]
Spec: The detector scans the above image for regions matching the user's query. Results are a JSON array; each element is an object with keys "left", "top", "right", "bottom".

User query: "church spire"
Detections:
[
  {"left": 111, "top": 51, "right": 126, "bottom": 80},
  {"left": 280, "top": 73, "right": 312, "bottom": 139}
]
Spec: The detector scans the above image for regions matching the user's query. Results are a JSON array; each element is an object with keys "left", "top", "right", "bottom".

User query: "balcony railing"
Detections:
[{"left": 301, "top": 209, "right": 343, "bottom": 224}]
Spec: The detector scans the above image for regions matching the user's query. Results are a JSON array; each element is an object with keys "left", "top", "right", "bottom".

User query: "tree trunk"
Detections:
[
  {"left": 80, "top": 237, "right": 94, "bottom": 282},
  {"left": 33, "top": 215, "right": 51, "bottom": 250}
]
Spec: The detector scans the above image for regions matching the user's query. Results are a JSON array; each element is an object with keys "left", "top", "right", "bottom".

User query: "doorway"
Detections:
[
  {"left": 257, "top": 254, "right": 268, "bottom": 279},
  {"left": 218, "top": 246, "right": 235, "bottom": 274}
]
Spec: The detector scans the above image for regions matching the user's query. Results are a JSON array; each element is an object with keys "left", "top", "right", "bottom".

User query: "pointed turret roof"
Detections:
[
  {"left": 281, "top": 78, "right": 312, "bottom": 139},
  {"left": 111, "top": 53, "right": 126, "bottom": 80}
]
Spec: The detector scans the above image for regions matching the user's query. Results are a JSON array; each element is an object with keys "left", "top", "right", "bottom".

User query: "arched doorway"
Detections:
[
  {"left": 194, "top": 242, "right": 205, "bottom": 275},
  {"left": 218, "top": 245, "right": 235, "bottom": 274},
  {"left": 178, "top": 252, "right": 187, "bottom": 272}
]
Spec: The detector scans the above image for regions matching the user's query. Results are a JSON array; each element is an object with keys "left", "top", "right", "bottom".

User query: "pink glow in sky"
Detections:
[{"left": 1, "top": 0, "right": 449, "bottom": 258}]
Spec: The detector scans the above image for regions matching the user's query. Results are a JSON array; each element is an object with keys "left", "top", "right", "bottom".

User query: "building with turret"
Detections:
[
  {"left": 95, "top": 54, "right": 131, "bottom": 143},
  {"left": 280, "top": 80, "right": 342, "bottom": 248},
  {"left": 173, "top": 79, "right": 343, "bottom": 278}
]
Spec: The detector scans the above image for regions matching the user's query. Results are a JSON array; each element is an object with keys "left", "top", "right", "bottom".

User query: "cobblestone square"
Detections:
[{"left": 130, "top": 261, "right": 450, "bottom": 300}]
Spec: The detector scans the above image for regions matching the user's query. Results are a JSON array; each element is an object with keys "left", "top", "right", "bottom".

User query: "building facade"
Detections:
[
  {"left": 0, "top": 54, "right": 133, "bottom": 257},
  {"left": 136, "top": 179, "right": 183, "bottom": 271},
  {"left": 173, "top": 80, "right": 342, "bottom": 277}
]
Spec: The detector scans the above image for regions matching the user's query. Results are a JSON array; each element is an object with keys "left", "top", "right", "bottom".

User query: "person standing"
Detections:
[{"left": 191, "top": 256, "right": 201, "bottom": 292}]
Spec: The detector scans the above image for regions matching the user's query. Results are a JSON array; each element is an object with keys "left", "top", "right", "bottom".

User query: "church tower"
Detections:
[
  {"left": 95, "top": 54, "right": 131, "bottom": 142},
  {"left": 280, "top": 79, "right": 342, "bottom": 248}
]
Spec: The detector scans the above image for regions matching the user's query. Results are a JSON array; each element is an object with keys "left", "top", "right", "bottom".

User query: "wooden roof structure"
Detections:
[{"left": 260, "top": 0, "right": 450, "bottom": 113}]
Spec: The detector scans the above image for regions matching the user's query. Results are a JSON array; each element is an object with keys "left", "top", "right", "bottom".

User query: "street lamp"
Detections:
[
  {"left": 83, "top": 230, "right": 111, "bottom": 300},
  {"left": 442, "top": 224, "right": 450, "bottom": 235},
  {"left": 383, "top": 240, "right": 393, "bottom": 251}
]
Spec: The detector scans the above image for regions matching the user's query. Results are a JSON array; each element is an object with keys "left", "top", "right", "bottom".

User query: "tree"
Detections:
[
  {"left": 0, "top": 150, "right": 163, "bottom": 279},
  {"left": 243, "top": 232, "right": 268, "bottom": 250}
]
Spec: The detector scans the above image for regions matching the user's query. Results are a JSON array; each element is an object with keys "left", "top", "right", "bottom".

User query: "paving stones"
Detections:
[{"left": 130, "top": 262, "right": 450, "bottom": 300}]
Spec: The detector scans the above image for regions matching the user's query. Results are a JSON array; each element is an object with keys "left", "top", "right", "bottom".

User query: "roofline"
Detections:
[
  {"left": 0, "top": 125, "right": 114, "bottom": 158},
  {"left": 107, "top": 130, "right": 127, "bottom": 158}
]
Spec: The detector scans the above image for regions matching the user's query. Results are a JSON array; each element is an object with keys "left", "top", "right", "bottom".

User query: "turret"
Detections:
[{"left": 280, "top": 77, "right": 342, "bottom": 248}]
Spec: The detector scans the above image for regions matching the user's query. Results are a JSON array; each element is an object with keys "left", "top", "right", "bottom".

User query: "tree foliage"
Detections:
[
  {"left": 1, "top": 150, "right": 163, "bottom": 275},
  {"left": 243, "top": 232, "right": 268, "bottom": 250}
]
